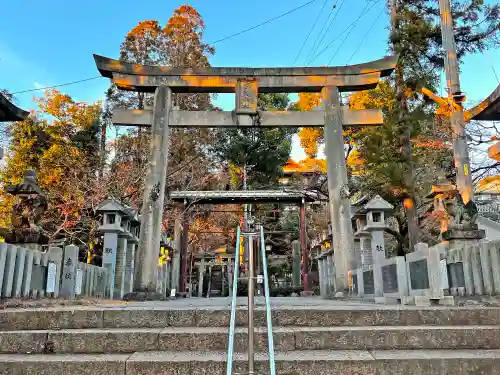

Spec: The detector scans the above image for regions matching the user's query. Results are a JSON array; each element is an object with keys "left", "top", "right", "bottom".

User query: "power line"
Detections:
[
  {"left": 10, "top": 76, "right": 102, "bottom": 95},
  {"left": 327, "top": 0, "right": 379, "bottom": 65},
  {"left": 305, "top": 0, "right": 347, "bottom": 66},
  {"left": 303, "top": 0, "right": 342, "bottom": 66},
  {"left": 11, "top": 1, "right": 317, "bottom": 96},
  {"left": 209, "top": 0, "right": 319, "bottom": 45},
  {"left": 293, "top": 0, "right": 330, "bottom": 65},
  {"left": 345, "top": 6, "right": 384, "bottom": 65},
  {"left": 307, "top": 0, "right": 379, "bottom": 65}
]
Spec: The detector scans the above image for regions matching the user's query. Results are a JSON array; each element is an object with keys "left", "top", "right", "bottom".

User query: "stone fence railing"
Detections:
[
  {"left": 447, "top": 240, "right": 500, "bottom": 296},
  {"left": 0, "top": 243, "right": 108, "bottom": 300},
  {"left": 339, "top": 240, "right": 500, "bottom": 304}
]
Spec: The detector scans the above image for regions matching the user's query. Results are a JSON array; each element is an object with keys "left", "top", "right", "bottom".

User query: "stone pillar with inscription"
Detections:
[
  {"left": 115, "top": 233, "right": 128, "bottom": 299},
  {"left": 102, "top": 232, "right": 118, "bottom": 299},
  {"left": 60, "top": 245, "right": 78, "bottom": 299}
]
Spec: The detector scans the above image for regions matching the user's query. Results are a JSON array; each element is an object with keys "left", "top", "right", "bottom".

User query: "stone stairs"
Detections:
[{"left": 1, "top": 304, "right": 500, "bottom": 374}]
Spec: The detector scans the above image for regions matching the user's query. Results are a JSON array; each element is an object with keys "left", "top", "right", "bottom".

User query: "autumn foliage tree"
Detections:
[
  {"left": 103, "top": 5, "right": 235, "bottom": 254},
  {"left": 0, "top": 89, "right": 104, "bottom": 244}
]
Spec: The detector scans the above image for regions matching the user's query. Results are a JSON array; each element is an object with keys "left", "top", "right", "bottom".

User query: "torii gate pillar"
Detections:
[
  {"left": 322, "top": 86, "right": 355, "bottom": 292},
  {"left": 135, "top": 86, "right": 172, "bottom": 293}
]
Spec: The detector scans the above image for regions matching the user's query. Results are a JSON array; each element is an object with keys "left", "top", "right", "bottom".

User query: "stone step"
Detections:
[
  {"left": 1, "top": 350, "right": 500, "bottom": 374},
  {"left": 2, "top": 306, "right": 500, "bottom": 330},
  {"left": 2, "top": 325, "right": 500, "bottom": 354}
]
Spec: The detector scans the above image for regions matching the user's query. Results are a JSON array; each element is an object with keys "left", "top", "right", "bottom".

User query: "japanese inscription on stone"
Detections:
[
  {"left": 363, "top": 269, "right": 375, "bottom": 295},
  {"left": 409, "top": 259, "right": 430, "bottom": 290},
  {"left": 236, "top": 79, "right": 257, "bottom": 115},
  {"left": 46, "top": 262, "right": 57, "bottom": 293},
  {"left": 75, "top": 269, "right": 83, "bottom": 295},
  {"left": 382, "top": 263, "right": 398, "bottom": 293}
]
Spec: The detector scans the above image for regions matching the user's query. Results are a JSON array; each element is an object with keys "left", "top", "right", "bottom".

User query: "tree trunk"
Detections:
[{"left": 391, "top": 0, "right": 421, "bottom": 250}]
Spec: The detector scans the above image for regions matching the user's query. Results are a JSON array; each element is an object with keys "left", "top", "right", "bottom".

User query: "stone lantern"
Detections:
[
  {"left": 2, "top": 170, "right": 49, "bottom": 247},
  {"left": 96, "top": 198, "right": 128, "bottom": 299},
  {"left": 362, "top": 195, "right": 394, "bottom": 262}
]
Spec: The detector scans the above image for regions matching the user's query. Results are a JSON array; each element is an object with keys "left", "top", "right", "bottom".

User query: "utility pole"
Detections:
[
  {"left": 438, "top": 0, "right": 474, "bottom": 205},
  {"left": 390, "top": 0, "right": 421, "bottom": 249}
]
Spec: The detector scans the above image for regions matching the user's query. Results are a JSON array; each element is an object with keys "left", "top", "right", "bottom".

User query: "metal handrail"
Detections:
[
  {"left": 226, "top": 226, "right": 241, "bottom": 375},
  {"left": 260, "top": 226, "right": 276, "bottom": 375}
]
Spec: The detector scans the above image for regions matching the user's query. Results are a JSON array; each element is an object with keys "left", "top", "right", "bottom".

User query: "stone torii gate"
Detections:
[{"left": 94, "top": 54, "right": 397, "bottom": 293}]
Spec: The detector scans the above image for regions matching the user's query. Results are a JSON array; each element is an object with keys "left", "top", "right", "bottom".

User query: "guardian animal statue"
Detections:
[{"left": 444, "top": 192, "right": 479, "bottom": 231}]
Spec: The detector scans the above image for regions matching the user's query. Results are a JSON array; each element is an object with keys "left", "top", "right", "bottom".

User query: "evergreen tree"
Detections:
[{"left": 211, "top": 93, "right": 295, "bottom": 188}]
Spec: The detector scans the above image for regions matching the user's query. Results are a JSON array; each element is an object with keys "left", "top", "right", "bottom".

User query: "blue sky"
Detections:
[{"left": 1, "top": 0, "right": 499, "bottom": 160}]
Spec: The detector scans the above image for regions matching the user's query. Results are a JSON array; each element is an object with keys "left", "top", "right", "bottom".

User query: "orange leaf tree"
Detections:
[{"left": 0, "top": 89, "right": 104, "bottom": 245}]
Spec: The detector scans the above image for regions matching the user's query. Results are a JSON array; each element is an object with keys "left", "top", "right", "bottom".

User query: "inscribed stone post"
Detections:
[
  {"left": 60, "top": 245, "right": 78, "bottom": 299},
  {"left": 115, "top": 236, "right": 128, "bottom": 298},
  {"left": 102, "top": 232, "right": 118, "bottom": 299},
  {"left": 125, "top": 242, "right": 136, "bottom": 294},
  {"left": 322, "top": 86, "right": 355, "bottom": 292},
  {"left": 136, "top": 85, "right": 172, "bottom": 292},
  {"left": 0, "top": 243, "right": 6, "bottom": 296},
  {"left": 12, "top": 246, "right": 26, "bottom": 298},
  {"left": 47, "top": 246, "right": 63, "bottom": 297}
]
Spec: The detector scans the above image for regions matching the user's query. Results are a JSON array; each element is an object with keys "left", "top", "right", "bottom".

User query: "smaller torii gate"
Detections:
[
  {"left": 169, "top": 189, "right": 317, "bottom": 293},
  {"left": 94, "top": 54, "right": 397, "bottom": 293}
]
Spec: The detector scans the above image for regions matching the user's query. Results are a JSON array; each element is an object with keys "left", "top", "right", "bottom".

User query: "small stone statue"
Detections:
[
  {"left": 0, "top": 170, "right": 49, "bottom": 244},
  {"left": 444, "top": 192, "right": 479, "bottom": 231}
]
